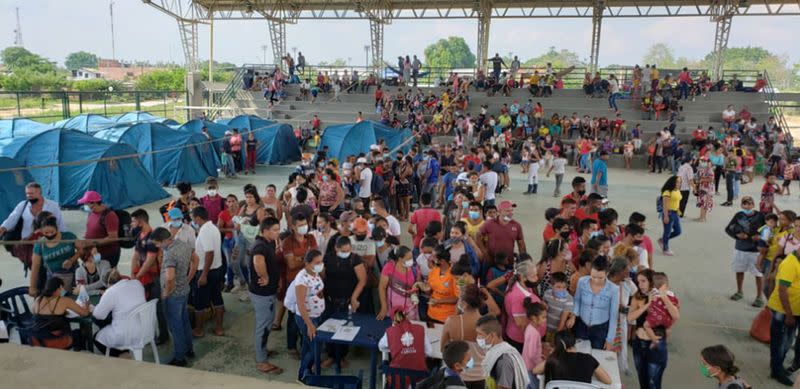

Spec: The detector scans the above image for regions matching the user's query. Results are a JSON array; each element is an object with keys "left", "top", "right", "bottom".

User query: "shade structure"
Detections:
[
  {"left": 0, "top": 128, "right": 168, "bottom": 209},
  {"left": 0, "top": 157, "right": 34, "bottom": 223},
  {"left": 94, "top": 122, "right": 219, "bottom": 186},
  {"left": 0, "top": 118, "right": 46, "bottom": 139},
  {"left": 318, "top": 121, "right": 415, "bottom": 162},
  {"left": 111, "top": 111, "right": 179, "bottom": 126},
  {"left": 48, "top": 114, "right": 116, "bottom": 134},
  {"left": 216, "top": 115, "right": 300, "bottom": 164}
]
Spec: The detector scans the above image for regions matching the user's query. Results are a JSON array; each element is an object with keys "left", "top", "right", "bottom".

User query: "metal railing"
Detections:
[
  {"left": 762, "top": 70, "right": 797, "bottom": 145},
  {"left": 0, "top": 90, "right": 189, "bottom": 123},
  {"left": 209, "top": 67, "right": 246, "bottom": 119}
]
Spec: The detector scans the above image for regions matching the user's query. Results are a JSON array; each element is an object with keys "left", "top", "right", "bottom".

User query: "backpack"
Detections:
[
  {"left": 100, "top": 208, "right": 134, "bottom": 249},
  {"left": 371, "top": 172, "right": 385, "bottom": 195},
  {"left": 415, "top": 367, "right": 446, "bottom": 389}
]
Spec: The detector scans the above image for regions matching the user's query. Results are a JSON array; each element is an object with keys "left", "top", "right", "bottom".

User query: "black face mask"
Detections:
[
  {"left": 524, "top": 280, "right": 538, "bottom": 289},
  {"left": 28, "top": 198, "right": 39, "bottom": 204},
  {"left": 43, "top": 234, "right": 57, "bottom": 240},
  {"left": 633, "top": 239, "right": 644, "bottom": 246},
  {"left": 560, "top": 231, "right": 571, "bottom": 239},
  {"left": 577, "top": 190, "right": 586, "bottom": 196}
]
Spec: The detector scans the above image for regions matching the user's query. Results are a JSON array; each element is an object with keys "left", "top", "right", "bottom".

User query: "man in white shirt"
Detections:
[
  {"left": 0, "top": 182, "right": 64, "bottom": 242},
  {"left": 479, "top": 163, "right": 499, "bottom": 207},
  {"left": 356, "top": 157, "right": 373, "bottom": 209},
  {"left": 370, "top": 197, "right": 401, "bottom": 237},
  {"left": 93, "top": 269, "right": 147, "bottom": 356},
  {"left": 191, "top": 206, "right": 225, "bottom": 337}
]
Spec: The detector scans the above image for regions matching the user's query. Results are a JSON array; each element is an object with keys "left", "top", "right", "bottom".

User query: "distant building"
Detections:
[
  {"left": 70, "top": 68, "right": 103, "bottom": 80},
  {"left": 69, "top": 59, "right": 164, "bottom": 83}
]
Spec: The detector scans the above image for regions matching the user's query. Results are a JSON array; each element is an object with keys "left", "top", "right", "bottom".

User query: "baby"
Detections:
[{"left": 644, "top": 272, "right": 680, "bottom": 346}]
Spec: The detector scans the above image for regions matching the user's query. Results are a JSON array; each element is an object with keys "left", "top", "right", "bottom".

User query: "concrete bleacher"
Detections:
[{"left": 235, "top": 85, "right": 771, "bottom": 143}]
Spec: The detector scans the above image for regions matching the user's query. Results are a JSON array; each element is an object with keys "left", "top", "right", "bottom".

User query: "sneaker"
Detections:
[
  {"left": 186, "top": 350, "right": 196, "bottom": 359},
  {"left": 752, "top": 297, "right": 765, "bottom": 307},
  {"left": 730, "top": 292, "right": 744, "bottom": 301},
  {"left": 657, "top": 238, "right": 664, "bottom": 252},
  {"left": 770, "top": 374, "right": 794, "bottom": 386},
  {"left": 662, "top": 250, "right": 675, "bottom": 256},
  {"left": 230, "top": 284, "right": 245, "bottom": 293}
]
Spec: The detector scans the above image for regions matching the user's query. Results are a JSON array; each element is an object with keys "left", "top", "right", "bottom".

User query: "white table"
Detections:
[
  {"left": 575, "top": 340, "right": 623, "bottom": 389},
  {"left": 412, "top": 320, "right": 444, "bottom": 360}
]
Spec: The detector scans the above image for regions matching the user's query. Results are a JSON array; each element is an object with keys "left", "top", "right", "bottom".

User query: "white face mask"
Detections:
[
  {"left": 502, "top": 216, "right": 512, "bottom": 222},
  {"left": 207, "top": 189, "right": 218, "bottom": 197},
  {"left": 313, "top": 263, "right": 324, "bottom": 274},
  {"left": 404, "top": 259, "right": 414, "bottom": 268},
  {"left": 297, "top": 225, "right": 309, "bottom": 235},
  {"left": 337, "top": 251, "right": 350, "bottom": 259},
  {"left": 476, "top": 337, "right": 491, "bottom": 350},
  {"left": 93, "top": 253, "right": 102, "bottom": 262}
]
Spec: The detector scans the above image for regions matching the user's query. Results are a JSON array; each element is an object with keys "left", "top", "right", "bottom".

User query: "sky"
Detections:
[{"left": 1, "top": 1, "right": 798, "bottom": 68}]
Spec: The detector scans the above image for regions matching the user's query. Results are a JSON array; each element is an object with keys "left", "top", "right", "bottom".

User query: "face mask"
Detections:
[
  {"left": 742, "top": 209, "right": 754, "bottom": 215},
  {"left": 577, "top": 190, "right": 586, "bottom": 196},
  {"left": 207, "top": 189, "right": 218, "bottom": 197},
  {"left": 60, "top": 289, "right": 68, "bottom": 297},
  {"left": 337, "top": 251, "right": 350, "bottom": 259},
  {"left": 502, "top": 216, "right": 512, "bottom": 222},
  {"left": 83, "top": 204, "right": 92, "bottom": 213},
  {"left": 191, "top": 221, "right": 199, "bottom": 230},
  {"left": 465, "top": 357, "right": 475, "bottom": 370},
  {"left": 355, "top": 234, "right": 367, "bottom": 241},
  {"left": 368, "top": 222, "right": 376, "bottom": 233},
  {"left": 469, "top": 211, "right": 480, "bottom": 220},
  {"left": 476, "top": 337, "right": 490, "bottom": 350},
  {"left": 369, "top": 206, "right": 377, "bottom": 215},
  {"left": 169, "top": 221, "right": 183, "bottom": 228},
  {"left": 376, "top": 240, "right": 385, "bottom": 248},
  {"left": 461, "top": 201, "right": 469, "bottom": 208},
  {"left": 404, "top": 259, "right": 414, "bottom": 268},
  {"left": 44, "top": 234, "right": 57, "bottom": 240},
  {"left": 524, "top": 280, "right": 538, "bottom": 289},
  {"left": 322, "top": 175, "right": 329, "bottom": 182},
  {"left": 699, "top": 363, "right": 713, "bottom": 378},
  {"left": 297, "top": 225, "right": 309, "bottom": 235},
  {"left": 560, "top": 231, "right": 571, "bottom": 239},
  {"left": 313, "top": 263, "right": 325, "bottom": 274},
  {"left": 28, "top": 197, "right": 39, "bottom": 204},
  {"left": 633, "top": 239, "right": 644, "bottom": 246},
  {"left": 589, "top": 231, "right": 602, "bottom": 239},
  {"left": 554, "top": 290, "right": 569, "bottom": 299},
  {"left": 93, "top": 253, "right": 102, "bottom": 263}
]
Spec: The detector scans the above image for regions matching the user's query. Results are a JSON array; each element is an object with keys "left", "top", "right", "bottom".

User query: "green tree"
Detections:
[
  {"left": 423, "top": 37, "right": 476, "bottom": 70},
  {"left": 698, "top": 46, "right": 796, "bottom": 89},
  {"left": 65, "top": 51, "right": 98, "bottom": 70},
  {"left": 0, "top": 69, "right": 68, "bottom": 91},
  {"left": 523, "top": 47, "right": 585, "bottom": 68},
  {"left": 641, "top": 43, "right": 677, "bottom": 69},
  {"left": 1, "top": 46, "right": 56, "bottom": 73},
  {"left": 134, "top": 68, "right": 186, "bottom": 90}
]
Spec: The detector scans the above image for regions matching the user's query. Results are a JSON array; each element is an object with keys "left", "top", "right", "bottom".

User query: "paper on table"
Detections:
[
  {"left": 331, "top": 325, "right": 361, "bottom": 341},
  {"left": 318, "top": 318, "right": 347, "bottom": 333}
]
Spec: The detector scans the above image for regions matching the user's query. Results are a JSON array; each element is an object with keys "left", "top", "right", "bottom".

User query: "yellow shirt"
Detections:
[
  {"left": 768, "top": 228, "right": 794, "bottom": 261},
  {"left": 662, "top": 190, "right": 682, "bottom": 212},
  {"left": 529, "top": 75, "right": 540, "bottom": 85},
  {"left": 768, "top": 253, "right": 800, "bottom": 314},
  {"left": 462, "top": 218, "right": 484, "bottom": 239},
  {"left": 651, "top": 69, "right": 660, "bottom": 80}
]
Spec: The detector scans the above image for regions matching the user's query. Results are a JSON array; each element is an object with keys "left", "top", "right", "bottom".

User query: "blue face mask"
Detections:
[
  {"left": 468, "top": 211, "right": 480, "bottom": 220},
  {"left": 589, "top": 231, "right": 602, "bottom": 239},
  {"left": 465, "top": 357, "right": 475, "bottom": 370},
  {"left": 60, "top": 289, "right": 68, "bottom": 297},
  {"left": 82, "top": 204, "right": 92, "bottom": 213},
  {"left": 742, "top": 209, "right": 755, "bottom": 215},
  {"left": 191, "top": 221, "right": 199, "bottom": 230},
  {"left": 169, "top": 221, "right": 183, "bottom": 228},
  {"left": 554, "top": 290, "right": 569, "bottom": 299}
]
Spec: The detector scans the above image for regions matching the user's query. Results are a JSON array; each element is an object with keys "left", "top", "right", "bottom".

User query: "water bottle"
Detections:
[{"left": 347, "top": 303, "right": 353, "bottom": 326}]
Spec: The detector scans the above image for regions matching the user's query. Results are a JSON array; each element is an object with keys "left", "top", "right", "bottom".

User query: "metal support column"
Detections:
[
  {"left": 710, "top": 1, "right": 736, "bottom": 82},
  {"left": 177, "top": 19, "right": 199, "bottom": 71},
  {"left": 589, "top": 1, "right": 604, "bottom": 73},
  {"left": 369, "top": 18, "right": 384, "bottom": 78},
  {"left": 476, "top": 0, "right": 492, "bottom": 73},
  {"left": 268, "top": 19, "right": 287, "bottom": 69}
]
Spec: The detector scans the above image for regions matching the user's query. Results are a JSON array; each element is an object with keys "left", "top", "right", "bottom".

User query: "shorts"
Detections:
[
  {"left": 731, "top": 249, "right": 763, "bottom": 276},
  {"left": 783, "top": 179, "right": 791, "bottom": 187}
]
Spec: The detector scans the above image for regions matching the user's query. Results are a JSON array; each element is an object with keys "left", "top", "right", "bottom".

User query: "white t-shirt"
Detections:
[
  {"left": 359, "top": 167, "right": 373, "bottom": 198},
  {"left": 552, "top": 158, "right": 567, "bottom": 175},
  {"left": 284, "top": 268, "right": 325, "bottom": 318},
  {"left": 479, "top": 171, "right": 498, "bottom": 201},
  {"left": 350, "top": 236, "right": 376, "bottom": 258},
  {"left": 195, "top": 221, "right": 223, "bottom": 270},
  {"left": 609, "top": 79, "right": 619, "bottom": 94},
  {"left": 385, "top": 215, "right": 402, "bottom": 237},
  {"left": 415, "top": 252, "right": 433, "bottom": 279}
]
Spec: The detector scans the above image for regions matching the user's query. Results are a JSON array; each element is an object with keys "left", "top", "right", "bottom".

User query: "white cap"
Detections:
[
  {"left": 356, "top": 157, "right": 368, "bottom": 164},
  {"left": 369, "top": 145, "right": 380, "bottom": 151}
]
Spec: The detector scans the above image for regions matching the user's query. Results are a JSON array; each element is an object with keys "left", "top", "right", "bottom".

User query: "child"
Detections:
[
  {"left": 644, "top": 272, "right": 680, "bottom": 347},
  {"left": 756, "top": 213, "right": 778, "bottom": 273},
  {"left": 760, "top": 174, "right": 782, "bottom": 213},
  {"left": 525, "top": 148, "right": 541, "bottom": 195},
  {"left": 522, "top": 298, "right": 548, "bottom": 389},
  {"left": 485, "top": 253, "right": 512, "bottom": 307},
  {"left": 440, "top": 340, "right": 471, "bottom": 389},
  {"left": 415, "top": 237, "right": 438, "bottom": 281},
  {"left": 546, "top": 152, "right": 568, "bottom": 197},
  {"left": 541, "top": 272, "right": 575, "bottom": 343}
]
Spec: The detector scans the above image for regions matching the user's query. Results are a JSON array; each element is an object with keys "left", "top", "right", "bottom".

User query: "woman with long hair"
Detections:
[
  {"left": 440, "top": 284, "right": 489, "bottom": 389},
  {"left": 537, "top": 238, "right": 574, "bottom": 297},
  {"left": 537, "top": 330, "right": 612, "bottom": 385},
  {"left": 30, "top": 277, "right": 90, "bottom": 349},
  {"left": 30, "top": 215, "right": 80, "bottom": 294},
  {"left": 699, "top": 345, "right": 749, "bottom": 388},
  {"left": 659, "top": 175, "right": 682, "bottom": 256},
  {"left": 376, "top": 245, "right": 421, "bottom": 321},
  {"left": 695, "top": 157, "right": 716, "bottom": 222},
  {"left": 628, "top": 269, "right": 667, "bottom": 389}
]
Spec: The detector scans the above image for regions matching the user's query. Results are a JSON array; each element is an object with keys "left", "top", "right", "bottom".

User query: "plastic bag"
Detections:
[{"left": 76, "top": 285, "right": 90, "bottom": 305}]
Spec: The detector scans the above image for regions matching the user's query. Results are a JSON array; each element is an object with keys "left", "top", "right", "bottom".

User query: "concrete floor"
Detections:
[{"left": 2, "top": 163, "right": 799, "bottom": 388}]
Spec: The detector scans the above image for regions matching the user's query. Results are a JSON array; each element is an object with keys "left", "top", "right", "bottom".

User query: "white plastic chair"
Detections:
[
  {"left": 545, "top": 381, "right": 601, "bottom": 389},
  {"left": 104, "top": 299, "right": 160, "bottom": 363}
]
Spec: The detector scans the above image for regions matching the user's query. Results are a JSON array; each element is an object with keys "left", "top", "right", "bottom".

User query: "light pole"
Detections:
[
  {"left": 261, "top": 45, "right": 268, "bottom": 64},
  {"left": 364, "top": 45, "right": 370, "bottom": 70}
]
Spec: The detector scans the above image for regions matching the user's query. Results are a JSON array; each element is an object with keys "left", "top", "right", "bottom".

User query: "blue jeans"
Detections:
[
  {"left": 632, "top": 337, "right": 668, "bottom": 389},
  {"left": 661, "top": 210, "right": 681, "bottom": 251},
  {"left": 580, "top": 154, "right": 591, "bottom": 172},
  {"left": 250, "top": 293, "right": 276, "bottom": 363},
  {"left": 574, "top": 317, "right": 609, "bottom": 349},
  {"left": 770, "top": 309, "right": 799, "bottom": 377},
  {"left": 609, "top": 92, "right": 621, "bottom": 111},
  {"left": 295, "top": 314, "right": 322, "bottom": 380},
  {"left": 733, "top": 172, "right": 741, "bottom": 199},
  {"left": 164, "top": 294, "right": 193, "bottom": 361},
  {"left": 679, "top": 82, "right": 689, "bottom": 100}
]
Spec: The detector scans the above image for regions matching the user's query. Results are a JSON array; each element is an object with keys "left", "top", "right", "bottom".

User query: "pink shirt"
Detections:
[
  {"left": 522, "top": 324, "right": 543, "bottom": 371},
  {"left": 503, "top": 282, "right": 545, "bottom": 343}
]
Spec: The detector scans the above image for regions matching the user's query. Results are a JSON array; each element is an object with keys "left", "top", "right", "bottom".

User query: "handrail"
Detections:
[
  {"left": 762, "top": 69, "right": 795, "bottom": 146},
  {"left": 208, "top": 67, "right": 246, "bottom": 119}
]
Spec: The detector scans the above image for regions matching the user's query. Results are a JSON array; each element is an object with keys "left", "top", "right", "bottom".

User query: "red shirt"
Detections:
[
  {"left": 218, "top": 209, "right": 234, "bottom": 239},
  {"left": 574, "top": 208, "right": 598, "bottom": 222},
  {"left": 463, "top": 155, "right": 480, "bottom": 170},
  {"left": 542, "top": 223, "right": 556, "bottom": 242},
  {"left": 201, "top": 195, "right": 225, "bottom": 224},
  {"left": 479, "top": 219, "right": 524, "bottom": 258},
  {"left": 561, "top": 192, "right": 587, "bottom": 206},
  {"left": 311, "top": 117, "right": 321, "bottom": 130},
  {"left": 375, "top": 89, "right": 384, "bottom": 100},
  {"left": 85, "top": 209, "right": 119, "bottom": 258},
  {"left": 410, "top": 207, "right": 441, "bottom": 248}
]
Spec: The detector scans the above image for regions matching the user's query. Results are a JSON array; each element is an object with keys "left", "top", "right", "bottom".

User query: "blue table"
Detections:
[{"left": 313, "top": 312, "right": 391, "bottom": 389}]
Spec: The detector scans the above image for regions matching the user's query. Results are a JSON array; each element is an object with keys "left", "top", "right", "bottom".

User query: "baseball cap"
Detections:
[
  {"left": 339, "top": 211, "right": 356, "bottom": 225},
  {"left": 167, "top": 208, "right": 184, "bottom": 221},
  {"left": 352, "top": 217, "right": 369, "bottom": 234},
  {"left": 356, "top": 157, "right": 368, "bottom": 165},
  {"left": 77, "top": 191, "right": 102, "bottom": 205},
  {"left": 498, "top": 200, "right": 516, "bottom": 211}
]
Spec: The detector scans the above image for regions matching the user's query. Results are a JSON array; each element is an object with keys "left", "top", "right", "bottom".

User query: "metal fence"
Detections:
[{"left": 0, "top": 90, "right": 189, "bottom": 123}]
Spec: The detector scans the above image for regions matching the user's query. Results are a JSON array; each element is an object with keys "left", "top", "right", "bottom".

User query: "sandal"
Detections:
[
  {"left": 257, "top": 363, "right": 284, "bottom": 375},
  {"left": 730, "top": 292, "right": 743, "bottom": 301}
]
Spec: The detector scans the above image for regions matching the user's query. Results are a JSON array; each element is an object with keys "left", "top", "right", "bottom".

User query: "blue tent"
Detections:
[
  {"left": 175, "top": 119, "right": 231, "bottom": 153},
  {"left": 216, "top": 115, "right": 274, "bottom": 132},
  {"left": 319, "top": 121, "right": 415, "bottom": 162},
  {"left": 48, "top": 114, "right": 116, "bottom": 134},
  {"left": 0, "top": 118, "right": 46, "bottom": 139},
  {"left": 94, "top": 122, "right": 219, "bottom": 186},
  {"left": 112, "top": 111, "right": 179, "bottom": 126},
  {"left": 0, "top": 157, "right": 34, "bottom": 223},
  {"left": 0, "top": 129, "right": 168, "bottom": 208},
  {"left": 255, "top": 123, "right": 301, "bottom": 164}
]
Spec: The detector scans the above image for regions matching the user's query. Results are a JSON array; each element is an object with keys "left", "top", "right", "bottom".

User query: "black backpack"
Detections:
[
  {"left": 371, "top": 172, "right": 385, "bottom": 195},
  {"left": 100, "top": 208, "right": 134, "bottom": 249}
]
